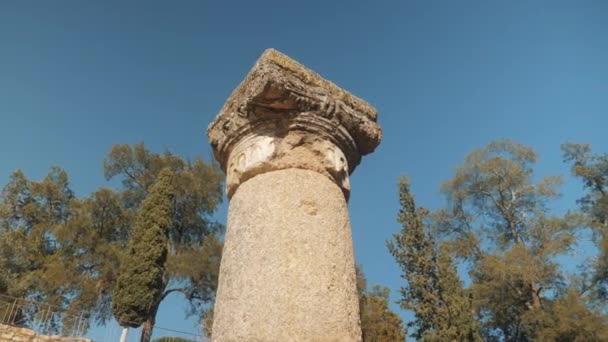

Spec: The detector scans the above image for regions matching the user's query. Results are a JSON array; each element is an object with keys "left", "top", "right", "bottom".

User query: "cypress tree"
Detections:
[
  {"left": 433, "top": 244, "right": 481, "bottom": 341},
  {"left": 104, "top": 143, "right": 224, "bottom": 341},
  {"left": 112, "top": 168, "right": 174, "bottom": 340},
  {"left": 388, "top": 176, "right": 481, "bottom": 341},
  {"left": 388, "top": 177, "right": 436, "bottom": 340}
]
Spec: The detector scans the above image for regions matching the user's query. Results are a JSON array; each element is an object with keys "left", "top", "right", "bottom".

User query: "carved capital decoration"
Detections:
[{"left": 207, "top": 49, "right": 382, "bottom": 199}]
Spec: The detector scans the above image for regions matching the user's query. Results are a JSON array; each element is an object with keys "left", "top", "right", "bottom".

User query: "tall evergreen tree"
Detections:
[
  {"left": 388, "top": 177, "right": 437, "bottom": 340},
  {"left": 388, "top": 176, "right": 480, "bottom": 341},
  {"left": 105, "top": 143, "right": 224, "bottom": 340},
  {"left": 112, "top": 168, "right": 174, "bottom": 342},
  {"left": 434, "top": 244, "right": 481, "bottom": 342}
]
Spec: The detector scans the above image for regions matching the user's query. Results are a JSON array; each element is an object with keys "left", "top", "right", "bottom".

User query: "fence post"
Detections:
[{"left": 6, "top": 299, "right": 17, "bottom": 325}]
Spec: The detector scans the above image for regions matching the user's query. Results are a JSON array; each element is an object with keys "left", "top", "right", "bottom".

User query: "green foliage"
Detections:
[
  {"left": 112, "top": 169, "right": 174, "bottom": 327},
  {"left": 562, "top": 143, "right": 608, "bottom": 302},
  {"left": 387, "top": 177, "right": 436, "bottom": 339},
  {"left": 435, "top": 140, "right": 597, "bottom": 341},
  {"left": 387, "top": 177, "right": 480, "bottom": 341},
  {"left": 0, "top": 167, "right": 130, "bottom": 332},
  {"left": 562, "top": 143, "right": 608, "bottom": 228},
  {"left": 0, "top": 168, "right": 78, "bottom": 329},
  {"left": 523, "top": 289, "right": 608, "bottom": 341},
  {"left": 152, "top": 338, "right": 195, "bottom": 342},
  {"left": 200, "top": 307, "right": 214, "bottom": 339},
  {"left": 4, "top": 136, "right": 606, "bottom": 341},
  {"left": 57, "top": 187, "right": 132, "bottom": 330},
  {"left": 103, "top": 143, "right": 224, "bottom": 297},
  {"left": 356, "top": 266, "right": 406, "bottom": 342},
  {"left": 0, "top": 143, "right": 223, "bottom": 336},
  {"left": 0, "top": 229, "right": 30, "bottom": 299},
  {"left": 104, "top": 143, "right": 224, "bottom": 340},
  {"left": 103, "top": 143, "right": 223, "bottom": 222},
  {"left": 433, "top": 244, "right": 482, "bottom": 342}
]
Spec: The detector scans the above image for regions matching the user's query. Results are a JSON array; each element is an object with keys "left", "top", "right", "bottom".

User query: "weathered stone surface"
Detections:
[
  {"left": 207, "top": 48, "right": 382, "bottom": 198},
  {"left": 223, "top": 129, "right": 352, "bottom": 198},
  {"left": 0, "top": 324, "right": 91, "bottom": 342},
  {"left": 212, "top": 169, "right": 361, "bottom": 341},
  {"left": 208, "top": 49, "right": 380, "bottom": 342}
]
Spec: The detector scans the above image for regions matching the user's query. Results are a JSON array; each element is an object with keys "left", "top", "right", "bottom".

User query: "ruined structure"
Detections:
[
  {"left": 0, "top": 324, "right": 90, "bottom": 342},
  {"left": 208, "top": 49, "right": 381, "bottom": 341}
]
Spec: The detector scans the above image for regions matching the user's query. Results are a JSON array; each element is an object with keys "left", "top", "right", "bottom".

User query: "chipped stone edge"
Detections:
[{"left": 207, "top": 49, "right": 382, "bottom": 171}]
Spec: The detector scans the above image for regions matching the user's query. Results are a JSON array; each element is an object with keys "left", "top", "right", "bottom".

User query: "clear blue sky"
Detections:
[{"left": 1, "top": 1, "right": 607, "bottom": 340}]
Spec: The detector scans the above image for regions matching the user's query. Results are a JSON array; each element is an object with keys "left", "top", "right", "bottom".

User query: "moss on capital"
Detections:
[
  {"left": 207, "top": 48, "right": 382, "bottom": 177},
  {"left": 259, "top": 48, "right": 377, "bottom": 121}
]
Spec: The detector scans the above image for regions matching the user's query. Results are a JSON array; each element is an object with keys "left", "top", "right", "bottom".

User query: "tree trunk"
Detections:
[
  {"left": 530, "top": 283, "right": 542, "bottom": 309},
  {"left": 139, "top": 283, "right": 164, "bottom": 342},
  {"left": 139, "top": 257, "right": 170, "bottom": 342},
  {"left": 119, "top": 327, "right": 128, "bottom": 342},
  {"left": 139, "top": 316, "right": 155, "bottom": 342}
]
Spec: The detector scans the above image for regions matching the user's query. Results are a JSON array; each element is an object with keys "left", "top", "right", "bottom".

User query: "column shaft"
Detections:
[{"left": 212, "top": 169, "right": 361, "bottom": 342}]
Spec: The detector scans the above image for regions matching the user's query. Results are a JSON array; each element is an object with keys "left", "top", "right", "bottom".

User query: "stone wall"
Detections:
[{"left": 0, "top": 324, "right": 91, "bottom": 342}]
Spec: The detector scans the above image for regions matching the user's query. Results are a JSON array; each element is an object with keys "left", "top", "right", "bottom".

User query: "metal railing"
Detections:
[
  {"left": 0, "top": 294, "right": 207, "bottom": 342},
  {"left": 0, "top": 294, "right": 87, "bottom": 337}
]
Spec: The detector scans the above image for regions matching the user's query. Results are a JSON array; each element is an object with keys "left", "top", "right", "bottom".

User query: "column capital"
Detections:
[{"left": 207, "top": 49, "right": 382, "bottom": 199}]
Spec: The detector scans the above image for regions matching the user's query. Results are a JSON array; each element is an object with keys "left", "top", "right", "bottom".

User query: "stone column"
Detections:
[{"left": 207, "top": 49, "right": 382, "bottom": 342}]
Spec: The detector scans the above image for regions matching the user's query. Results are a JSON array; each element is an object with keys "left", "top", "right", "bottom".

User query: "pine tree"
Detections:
[
  {"left": 0, "top": 167, "right": 76, "bottom": 330},
  {"left": 0, "top": 167, "right": 134, "bottom": 333},
  {"left": 562, "top": 143, "right": 608, "bottom": 301},
  {"left": 356, "top": 266, "right": 406, "bottom": 342},
  {"left": 524, "top": 289, "right": 608, "bottom": 341},
  {"left": 112, "top": 169, "right": 174, "bottom": 341},
  {"left": 437, "top": 141, "right": 589, "bottom": 341}
]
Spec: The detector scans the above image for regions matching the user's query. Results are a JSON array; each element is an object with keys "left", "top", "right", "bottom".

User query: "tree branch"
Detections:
[
  {"left": 161, "top": 287, "right": 210, "bottom": 303},
  {"left": 161, "top": 287, "right": 189, "bottom": 301}
]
